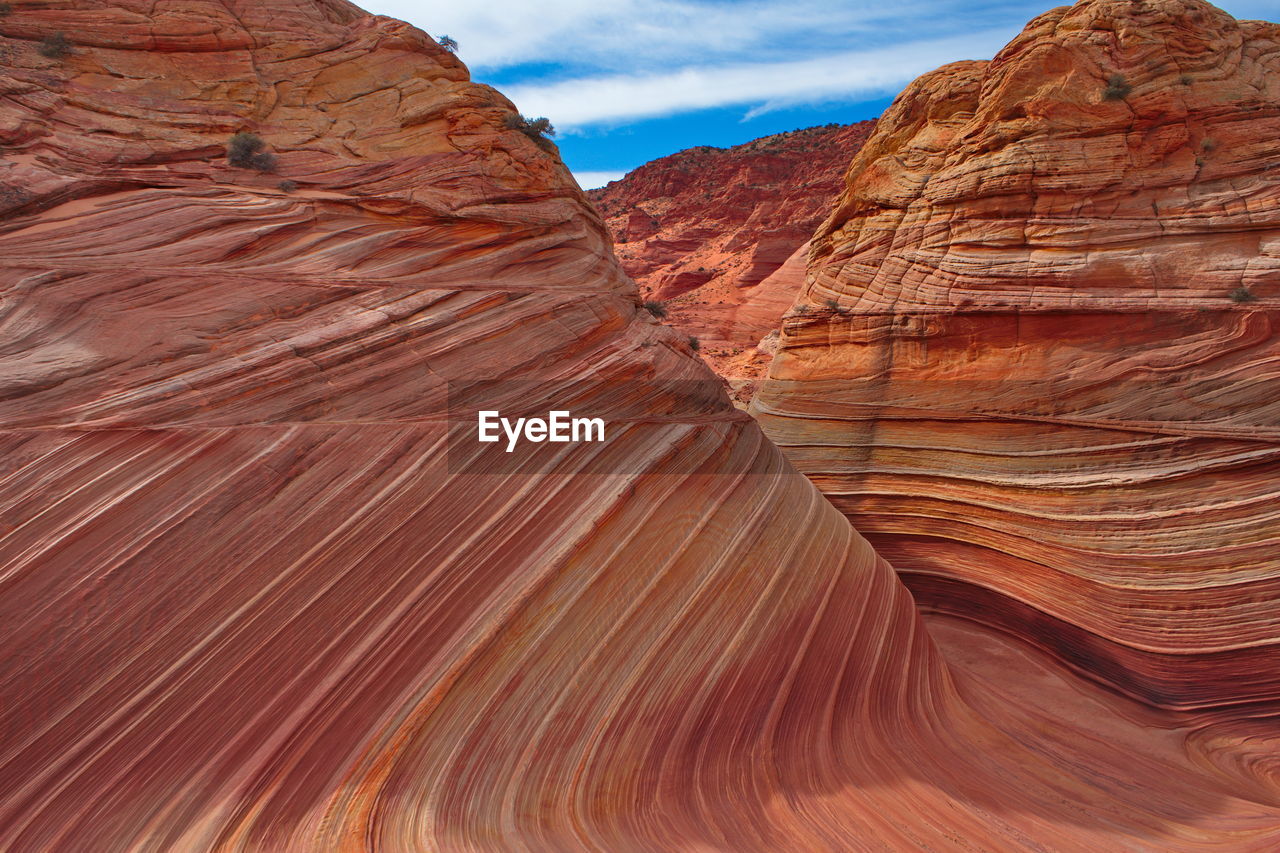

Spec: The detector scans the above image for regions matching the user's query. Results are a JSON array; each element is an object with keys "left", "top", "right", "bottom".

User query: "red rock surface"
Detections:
[
  {"left": 2, "top": 2, "right": 1279, "bottom": 851},
  {"left": 588, "top": 122, "right": 874, "bottom": 393},
  {"left": 754, "top": 0, "right": 1280, "bottom": 712}
]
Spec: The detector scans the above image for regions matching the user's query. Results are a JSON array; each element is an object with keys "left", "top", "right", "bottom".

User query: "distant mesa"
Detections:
[{"left": 588, "top": 121, "right": 875, "bottom": 403}]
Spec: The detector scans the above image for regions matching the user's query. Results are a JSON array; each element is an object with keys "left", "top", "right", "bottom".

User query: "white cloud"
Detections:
[
  {"left": 362, "top": 0, "right": 963, "bottom": 71},
  {"left": 503, "top": 29, "right": 1012, "bottom": 130},
  {"left": 363, "top": 0, "right": 1276, "bottom": 79},
  {"left": 573, "top": 170, "right": 627, "bottom": 190},
  {"left": 354, "top": 0, "right": 1280, "bottom": 155}
]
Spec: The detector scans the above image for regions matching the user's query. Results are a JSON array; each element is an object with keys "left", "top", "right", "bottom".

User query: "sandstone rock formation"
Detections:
[
  {"left": 753, "top": 0, "right": 1280, "bottom": 712},
  {"left": 2, "top": 1, "right": 1279, "bottom": 851},
  {"left": 589, "top": 123, "right": 874, "bottom": 392}
]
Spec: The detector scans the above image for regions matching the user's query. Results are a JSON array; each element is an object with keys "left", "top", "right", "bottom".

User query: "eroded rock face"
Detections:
[
  {"left": 0, "top": 4, "right": 931, "bottom": 849},
  {"left": 2, "top": 2, "right": 1279, "bottom": 850},
  {"left": 588, "top": 122, "right": 874, "bottom": 390},
  {"left": 754, "top": 0, "right": 1280, "bottom": 711}
]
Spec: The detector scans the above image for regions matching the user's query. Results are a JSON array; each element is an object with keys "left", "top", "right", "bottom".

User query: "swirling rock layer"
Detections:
[
  {"left": 2, "top": 1, "right": 1279, "bottom": 850},
  {"left": 753, "top": 0, "right": 1280, "bottom": 711}
]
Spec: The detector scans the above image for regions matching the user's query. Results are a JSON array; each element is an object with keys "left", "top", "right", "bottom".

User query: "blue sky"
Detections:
[{"left": 362, "top": 0, "right": 1275, "bottom": 188}]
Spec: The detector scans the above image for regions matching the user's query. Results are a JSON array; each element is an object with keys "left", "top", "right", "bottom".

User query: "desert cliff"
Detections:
[{"left": 754, "top": 0, "right": 1280, "bottom": 712}]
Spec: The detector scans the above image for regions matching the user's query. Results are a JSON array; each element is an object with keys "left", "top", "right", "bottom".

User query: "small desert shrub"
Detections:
[
  {"left": 1179, "top": 74, "right": 1194, "bottom": 86},
  {"left": 437, "top": 35, "right": 458, "bottom": 53},
  {"left": 227, "top": 132, "right": 276, "bottom": 171},
  {"left": 1102, "top": 73, "right": 1131, "bottom": 101},
  {"left": 824, "top": 298, "right": 840, "bottom": 311},
  {"left": 688, "top": 336, "right": 701, "bottom": 352},
  {"left": 39, "top": 33, "right": 73, "bottom": 59},
  {"left": 1201, "top": 137, "right": 1217, "bottom": 151},
  {"left": 794, "top": 304, "right": 810, "bottom": 315},
  {"left": 643, "top": 300, "right": 667, "bottom": 319},
  {"left": 1229, "top": 286, "right": 1257, "bottom": 303},
  {"left": 504, "top": 114, "right": 556, "bottom": 151},
  {"left": 277, "top": 179, "right": 298, "bottom": 193}
]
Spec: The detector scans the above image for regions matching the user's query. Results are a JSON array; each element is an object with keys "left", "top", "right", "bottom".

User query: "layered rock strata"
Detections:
[
  {"left": 0, "top": 2, "right": 1277, "bottom": 851},
  {"left": 588, "top": 122, "right": 874, "bottom": 391},
  {"left": 753, "top": 0, "right": 1280, "bottom": 712}
]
